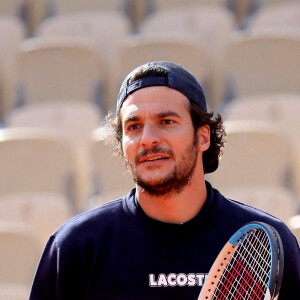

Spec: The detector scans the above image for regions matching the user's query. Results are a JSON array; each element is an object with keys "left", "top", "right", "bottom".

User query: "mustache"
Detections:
[{"left": 135, "top": 146, "right": 174, "bottom": 164}]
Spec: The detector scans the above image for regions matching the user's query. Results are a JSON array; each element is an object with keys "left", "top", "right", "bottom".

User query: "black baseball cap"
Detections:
[{"left": 116, "top": 61, "right": 207, "bottom": 116}]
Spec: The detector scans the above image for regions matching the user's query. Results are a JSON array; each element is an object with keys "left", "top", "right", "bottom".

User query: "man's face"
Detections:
[{"left": 120, "top": 86, "right": 204, "bottom": 196}]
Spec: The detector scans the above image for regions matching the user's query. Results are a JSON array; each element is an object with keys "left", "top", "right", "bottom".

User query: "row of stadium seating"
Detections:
[
  {"left": 0, "top": 1, "right": 299, "bottom": 298},
  {"left": 0, "top": 3, "right": 300, "bottom": 121},
  {"left": 0, "top": 0, "right": 295, "bottom": 35}
]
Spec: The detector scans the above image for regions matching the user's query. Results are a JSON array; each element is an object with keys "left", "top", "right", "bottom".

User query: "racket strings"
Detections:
[
  {"left": 234, "top": 230, "right": 270, "bottom": 299},
  {"left": 219, "top": 229, "right": 270, "bottom": 299},
  {"left": 213, "top": 231, "right": 265, "bottom": 299},
  {"left": 211, "top": 229, "right": 271, "bottom": 300},
  {"left": 237, "top": 231, "right": 271, "bottom": 285},
  {"left": 215, "top": 229, "right": 270, "bottom": 299},
  {"left": 213, "top": 234, "right": 264, "bottom": 299}
]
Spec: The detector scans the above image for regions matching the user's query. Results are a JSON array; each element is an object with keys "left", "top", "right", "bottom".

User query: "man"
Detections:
[{"left": 30, "top": 61, "right": 300, "bottom": 299}]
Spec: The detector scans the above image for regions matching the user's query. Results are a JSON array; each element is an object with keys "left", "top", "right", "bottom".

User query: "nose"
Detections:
[{"left": 140, "top": 123, "right": 161, "bottom": 149}]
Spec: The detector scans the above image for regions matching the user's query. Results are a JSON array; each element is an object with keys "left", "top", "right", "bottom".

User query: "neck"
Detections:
[{"left": 136, "top": 178, "right": 207, "bottom": 224}]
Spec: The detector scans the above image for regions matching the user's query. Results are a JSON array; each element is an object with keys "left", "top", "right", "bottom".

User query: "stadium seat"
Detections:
[
  {"left": 222, "top": 94, "right": 300, "bottom": 206},
  {"left": 249, "top": 2, "right": 300, "bottom": 36},
  {"left": 0, "top": 0, "right": 46, "bottom": 36},
  {"left": 0, "top": 128, "right": 76, "bottom": 205},
  {"left": 15, "top": 37, "right": 108, "bottom": 111},
  {"left": 0, "top": 17, "right": 25, "bottom": 122},
  {"left": 0, "top": 0, "right": 27, "bottom": 17},
  {"left": 0, "top": 17, "right": 25, "bottom": 67},
  {"left": 0, "top": 283, "right": 30, "bottom": 300},
  {"left": 126, "top": 0, "right": 155, "bottom": 31},
  {"left": 7, "top": 102, "right": 102, "bottom": 144},
  {"left": 37, "top": 11, "right": 131, "bottom": 63},
  {"left": 0, "top": 193, "right": 73, "bottom": 246},
  {"left": 288, "top": 214, "right": 300, "bottom": 243},
  {"left": 221, "top": 34, "right": 300, "bottom": 101},
  {"left": 258, "top": 0, "right": 296, "bottom": 8},
  {"left": 6, "top": 102, "right": 102, "bottom": 208},
  {"left": 226, "top": 0, "right": 298, "bottom": 28},
  {"left": 50, "top": 0, "right": 125, "bottom": 15},
  {"left": 84, "top": 127, "right": 134, "bottom": 210},
  {"left": 223, "top": 93, "right": 300, "bottom": 143},
  {"left": 112, "top": 35, "right": 217, "bottom": 110},
  {"left": 152, "top": 0, "right": 224, "bottom": 10},
  {"left": 0, "top": 221, "right": 41, "bottom": 286},
  {"left": 206, "top": 121, "right": 292, "bottom": 191},
  {"left": 139, "top": 5, "right": 235, "bottom": 59},
  {"left": 225, "top": 0, "right": 259, "bottom": 28}
]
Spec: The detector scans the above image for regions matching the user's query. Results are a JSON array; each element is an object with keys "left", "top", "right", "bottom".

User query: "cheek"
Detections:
[{"left": 122, "top": 136, "right": 136, "bottom": 159}]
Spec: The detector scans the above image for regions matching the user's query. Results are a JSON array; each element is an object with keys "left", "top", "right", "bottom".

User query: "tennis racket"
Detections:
[{"left": 198, "top": 222, "right": 284, "bottom": 300}]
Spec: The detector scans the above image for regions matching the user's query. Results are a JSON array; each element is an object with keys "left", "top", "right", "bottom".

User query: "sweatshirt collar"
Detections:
[{"left": 123, "top": 181, "right": 222, "bottom": 237}]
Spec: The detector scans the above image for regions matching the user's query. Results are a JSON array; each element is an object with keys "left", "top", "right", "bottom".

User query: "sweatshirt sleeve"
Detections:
[
  {"left": 29, "top": 235, "right": 86, "bottom": 300},
  {"left": 278, "top": 234, "right": 300, "bottom": 300},
  {"left": 29, "top": 236, "right": 60, "bottom": 299}
]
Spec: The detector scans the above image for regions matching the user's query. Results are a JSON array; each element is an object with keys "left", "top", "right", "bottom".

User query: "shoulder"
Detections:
[
  {"left": 223, "top": 195, "right": 287, "bottom": 230},
  {"left": 51, "top": 197, "right": 127, "bottom": 249},
  {"left": 222, "top": 195, "right": 298, "bottom": 255},
  {"left": 210, "top": 183, "right": 297, "bottom": 248},
  {"left": 211, "top": 183, "right": 285, "bottom": 225},
  {"left": 225, "top": 196, "right": 284, "bottom": 225}
]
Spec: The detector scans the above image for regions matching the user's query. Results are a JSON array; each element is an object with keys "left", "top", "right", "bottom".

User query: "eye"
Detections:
[
  {"left": 160, "top": 119, "right": 175, "bottom": 125},
  {"left": 127, "top": 123, "right": 141, "bottom": 131}
]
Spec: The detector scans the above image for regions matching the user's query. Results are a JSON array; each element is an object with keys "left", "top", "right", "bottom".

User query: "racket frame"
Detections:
[{"left": 198, "top": 222, "right": 284, "bottom": 300}]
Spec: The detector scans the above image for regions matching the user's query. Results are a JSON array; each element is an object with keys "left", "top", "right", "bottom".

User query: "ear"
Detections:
[{"left": 197, "top": 125, "right": 210, "bottom": 152}]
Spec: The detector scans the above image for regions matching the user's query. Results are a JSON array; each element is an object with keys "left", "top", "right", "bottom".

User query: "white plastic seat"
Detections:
[
  {"left": 0, "top": 17, "right": 25, "bottom": 67},
  {"left": 0, "top": 17, "right": 25, "bottom": 121},
  {"left": 112, "top": 35, "right": 216, "bottom": 110},
  {"left": 7, "top": 102, "right": 102, "bottom": 145},
  {"left": 153, "top": 0, "right": 224, "bottom": 10},
  {"left": 288, "top": 214, "right": 300, "bottom": 244},
  {"left": 139, "top": 5, "right": 235, "bottom": 59},
  {"left": 38, "top": 11, "right": 131, "bottom": 63},
  {"left": 84, "top": 128, "right": 134, "bottom": 210},
  {"left": 0, "top": 221, "right": 42, "bottom": 286},
  {"left": 225, "top": 0, "right": 259, "bottom": 28},
  {"left": 37, "top": 12, "right": 131, "bottom": 109},
  {"left": 249, "top": 2, "right": 300, "bottom": 36},
  {"left": 221, "top": 34, "right": 300, "bottom": 100},
  {"left": 51, "top": 0, "right": 125, "bottom": 15},
  {"left": 0, "top": 0, "right": 26, "bottom": 16},
  {"left": 223, "top": 93, "right": 300, "bottom": 143},
  {"left": 223, "top": 94, "right": 300, "bottom": 143},
  {"left": 6, "top": 102, "right": 102, "bottom": 208},
  {"left": 16, "top": 37, "right": 107, "bottom": 111},
  {"left": 0, "top": 283, "right": 30, "bottom": 300},
  {"left": 0, "top": 193, "right": 73, "bottom": 246},
  {"left": 0, "top": 128, "right": 75, "bottom": 202},
  {"left": 223, "top": 94, "right": 300, "bottom": 198},
  {"left": 0, "top": 0, "right": 46, "bottom": 36},
  {"left": 207, "top": 121, "right": 292, "bottom": 191}
]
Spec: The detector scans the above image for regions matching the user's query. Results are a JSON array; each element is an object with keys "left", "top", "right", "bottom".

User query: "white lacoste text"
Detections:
[{"left": 149, "top": 273, "right": 207, "bottom": 287}]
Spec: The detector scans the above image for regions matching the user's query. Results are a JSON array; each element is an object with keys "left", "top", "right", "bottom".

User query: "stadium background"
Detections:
[{"left": 0, "top": 0, "right": 299, "bottom": 298}]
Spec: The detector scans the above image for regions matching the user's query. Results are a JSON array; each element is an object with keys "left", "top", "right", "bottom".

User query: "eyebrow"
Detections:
[
  {"left": 123, "top": 110, "right": 181, "bottom": 125},
  {"left": 157, "top": 111, "right": 181, "bottom": 119}
]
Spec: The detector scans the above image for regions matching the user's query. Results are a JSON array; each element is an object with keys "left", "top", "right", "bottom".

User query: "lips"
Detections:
[{"left": 139, "top": 154, "right": 169, "bottom": 163}]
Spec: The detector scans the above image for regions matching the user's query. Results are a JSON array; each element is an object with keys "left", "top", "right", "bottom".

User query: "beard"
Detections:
[{"left": 125, "top": 133, "right": 199, "bottom": 196}]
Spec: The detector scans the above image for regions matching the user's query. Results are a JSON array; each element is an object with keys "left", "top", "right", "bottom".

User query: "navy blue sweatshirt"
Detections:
[{"left": 30, "top": 182, "right": 300, "bottom": 299}]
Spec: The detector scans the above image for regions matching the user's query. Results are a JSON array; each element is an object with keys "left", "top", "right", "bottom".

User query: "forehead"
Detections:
[{"left": 120, "top": 86, "right": 191, "bottom": 121}]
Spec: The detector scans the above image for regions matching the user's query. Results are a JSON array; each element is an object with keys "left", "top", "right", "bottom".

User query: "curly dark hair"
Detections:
[
  {"left": 103, "top": 66, "right": 226, "bottom": 174},
  {"left": 189, "top": 101, "right": 226, "bottom": 173}
]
